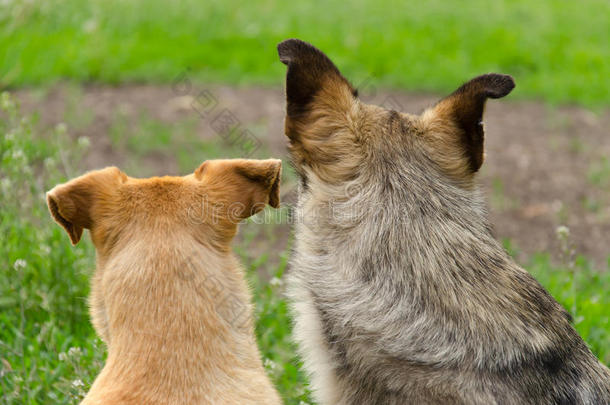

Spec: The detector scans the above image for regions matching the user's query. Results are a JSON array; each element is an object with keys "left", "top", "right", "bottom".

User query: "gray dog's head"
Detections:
[{"left": 277, "top": 39, "right": 514, "bottom": 196}]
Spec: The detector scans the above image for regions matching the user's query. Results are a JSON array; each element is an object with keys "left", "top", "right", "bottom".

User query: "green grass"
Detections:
[
  {"left": 1, "top": 0, "right": 609, "bottom": 106},
  {"left": 529, "top": 254, "right": 610, "bottom": 364},
  {"left": 1, "top": 93, "right": 609, "bottom": 403},
  {"left": 589, "top": 156, "right": 610, "bottom": 188}
]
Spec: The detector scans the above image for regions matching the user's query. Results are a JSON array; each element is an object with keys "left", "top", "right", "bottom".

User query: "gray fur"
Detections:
[
  {"left": 288, "top": 135, "right": 610, "bottom": 404},
  {"left": 276, "top": 41, "right": 610, "bottom": 402}
]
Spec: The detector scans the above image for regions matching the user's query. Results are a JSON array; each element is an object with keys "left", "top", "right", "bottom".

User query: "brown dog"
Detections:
[{"left": 47, "top": 159, "right": 283, "bottom": 405}]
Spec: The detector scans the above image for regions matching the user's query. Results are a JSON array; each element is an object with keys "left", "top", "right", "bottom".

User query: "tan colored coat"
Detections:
[{"left": 47, "top": 159, "right": 283, "bottom": 405}]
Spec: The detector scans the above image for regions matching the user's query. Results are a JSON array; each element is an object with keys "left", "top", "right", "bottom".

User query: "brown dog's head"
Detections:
[
  {"left": 46, "top": 159, "right": 281, "bottom": 253},
  {"left": 277, "top": 39, "right": 514, "bottom": 190}
]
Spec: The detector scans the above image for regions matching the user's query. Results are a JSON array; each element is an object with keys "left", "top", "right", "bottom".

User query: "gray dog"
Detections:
[{"left": 277, "top": 38, "right": 610, "bottom": 405}]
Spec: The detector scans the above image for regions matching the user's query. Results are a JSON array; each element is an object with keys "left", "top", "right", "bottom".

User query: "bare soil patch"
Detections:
[{"left": 14, "top": 85, "right": 610, "bottom": 268}]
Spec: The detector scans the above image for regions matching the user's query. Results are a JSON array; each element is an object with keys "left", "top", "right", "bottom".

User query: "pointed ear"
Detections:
[
  {"left": 46, "top": 167, "right": 125, "bottom": 245},
  {"left": 277, "top": 40, "right": 362, "bottom": 184},
  {"left": 277, "top": 39, "right": 356, "bottom": 134},
  {"left": 424, "top": 74, "right": 515, "bottom": 176}
]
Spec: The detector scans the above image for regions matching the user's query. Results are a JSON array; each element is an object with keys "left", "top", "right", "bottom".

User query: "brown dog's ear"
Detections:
[
  {"left": 46, "top": 167, "right": 125, "bottom": 245},
  {"left": 425, "top": 74, "right": 515, "bottom": 177},
  {"left": 277, "top": 39, "right": 356, "bottom": 134},
  {"left": 233, "top": 159, "right": 282, "bottom": 213},
  {"left": 196, "top": 159, "right": 282, "bottom": 222}
]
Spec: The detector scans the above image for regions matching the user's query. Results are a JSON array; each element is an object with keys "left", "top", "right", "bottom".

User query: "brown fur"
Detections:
[{"left": 47, "top": 159, "right": 283, "bottom": 405}]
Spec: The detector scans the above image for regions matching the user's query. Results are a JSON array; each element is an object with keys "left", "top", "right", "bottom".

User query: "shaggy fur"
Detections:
[
  {"left": 47, "top": 159, "right": 283, "bottom": 405},
  {"left": 278, "top": 39, "right": 610, "bottom": 405}
]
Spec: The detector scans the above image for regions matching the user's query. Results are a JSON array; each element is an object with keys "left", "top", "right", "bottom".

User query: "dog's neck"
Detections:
[{"left": 294, "top": 166, "right": 501, "bottom": 265}]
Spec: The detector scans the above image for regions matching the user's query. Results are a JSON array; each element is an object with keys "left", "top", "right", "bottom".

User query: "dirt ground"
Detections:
[{"left": 14, "top": 84, "right": 610, "bottom": 268}]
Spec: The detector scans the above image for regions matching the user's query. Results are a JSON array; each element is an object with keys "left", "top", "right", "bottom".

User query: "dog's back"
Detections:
[
  {"left": 48, "top": 159, "right": 283, "bottom": 405},
  {"left": 82, "top": 240, "right": 277, "bottom": 405},
  {"left": 289, "top": 183, "right": 610, "bottom": 404}
]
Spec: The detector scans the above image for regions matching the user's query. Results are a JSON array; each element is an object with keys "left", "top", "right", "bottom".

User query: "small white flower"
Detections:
[
  {"left": 72, "top": 378, "right": 84, "bottom": 388},
  {"left": 1, "top": 177, "right": 11, "bottom": 194},
  {"left": 0, "top": 92, "right": 12, "bottom": 110},
  {"left": 4, "top": 131, "right": 15, "bottom": 141},
  {"left": 13, "top": 259, "right": 27, "bottom": 270},
  {"left": 263, "top": 358, "right": 276, "bottom": 370},
  {"left": 43, "top": 157, "right": 55, "bottom": 168},
  {"left": 82, "top": 18, "right": 98, "bottom": 33},
  {"left": 58, "top": 352, "right": 68, "bottom": 361},
  {"left": 55, "top": 123, "right": 67, "bottom": 135},
  {"left": 40, "top": 245, "right": 51, "bottom": 255},
  {"left": 77, "top": 136, "right": 90, "bottom": 148},
  {"left": 68, "top": 347, "right": 82, "bottom": 357},
  {"left": 556, "top": 225, "right": 570, "bottom": 239},
  {"left": 11, "top": 149, "right": 25, "bottom": 161},
  {"left": 269, "top": 277, "right": 282, "bottom": 287}
]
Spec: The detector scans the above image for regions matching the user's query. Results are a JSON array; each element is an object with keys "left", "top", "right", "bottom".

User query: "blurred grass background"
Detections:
[
  {"left": 1, "top": 0, "right": 609, "bottom": 105},
  {"left": 0, "top": 0, "right": 609, "bottom": 404}
]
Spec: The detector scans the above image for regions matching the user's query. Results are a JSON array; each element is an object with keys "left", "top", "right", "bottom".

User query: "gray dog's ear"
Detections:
[
  {"left": 277, "top": 39, "right": 356, "bottom": 130},
  {"left": 424, "top": 74, "right": 515, "bottom": 177},
  {"left": 277, "top": 39, "right": 363, "bottom": 184}
]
